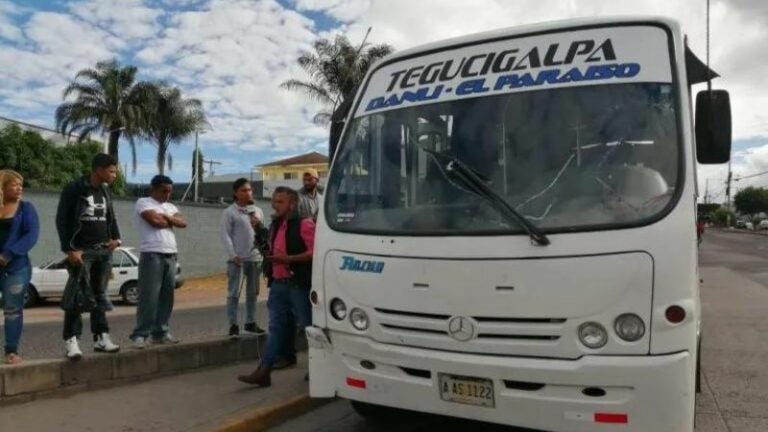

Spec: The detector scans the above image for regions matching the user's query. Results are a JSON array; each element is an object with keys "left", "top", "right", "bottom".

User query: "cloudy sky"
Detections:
[{"left": 0, "top": 0, "right": 766, "bottom": 199}]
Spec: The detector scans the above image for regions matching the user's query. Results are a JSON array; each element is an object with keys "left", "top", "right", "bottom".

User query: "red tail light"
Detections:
[
  {"left": 346, "top": 377, "right": 366, "bottom": 389},
  {"left": 594, "top": 412, "right": 628, "bottom": 424}
]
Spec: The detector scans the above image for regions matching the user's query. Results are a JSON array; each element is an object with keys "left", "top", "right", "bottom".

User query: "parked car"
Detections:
[
  {"left": 746, "top": 222, "right": 755, "bottom": 230},
  {"left": 759, "top": 220, "right": 768, "bottom": 230},
  {"left": 1, "top": 247, "right": 184, "bottom": 308}
]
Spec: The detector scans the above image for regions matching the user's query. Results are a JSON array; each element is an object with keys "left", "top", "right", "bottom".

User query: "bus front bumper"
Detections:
[{"left": 307, "top": 327, "right": 694, "bottom": 432}]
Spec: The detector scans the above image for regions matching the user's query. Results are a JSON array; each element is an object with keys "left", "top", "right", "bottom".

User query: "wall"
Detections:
[{"left": 23, "top": 191, "right": 273, "bottom": 278}]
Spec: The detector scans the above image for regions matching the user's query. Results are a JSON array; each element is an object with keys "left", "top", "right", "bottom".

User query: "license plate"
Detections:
[{"left": 438, "top": 374, "right": 495, "bottom": 408}]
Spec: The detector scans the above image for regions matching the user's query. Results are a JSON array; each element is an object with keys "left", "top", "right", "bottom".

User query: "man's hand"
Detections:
[
  {"left": 232, "top": 256, "right": 242, "bottom": 267},
  {"left": 268, "top": 253, "right": 290, "bottom": 264},
  {"left": 106, "top": 239, "right": 121, "bottom": 251},
  {"left": 249, "top": 214, "right": 261, "bottom": 228},
  {"left": 0, "top": 254, "right": 9, "bottom": 267},
  {"left": 67, "top": 250, "right": 83, "bottom": 266}
]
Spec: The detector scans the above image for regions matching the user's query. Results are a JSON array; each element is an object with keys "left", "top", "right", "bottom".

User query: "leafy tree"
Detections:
[
  {"left": 734, "top": 186, "right": 768, "bottom": 216},
  {"left": 143, "top": 84, "right": 208, "bottom": 175},
  {"left": 280, "top": 34, "right": 394, "bottom": 125},
  {"left": 0, "top": 124, "right": 105, "bottom": 192},
  {"left": 712, "top": 207, "right": 735, "bottom": 227},
  {"left": 55, "top": 59, "right": 154, "bottom": 166}
]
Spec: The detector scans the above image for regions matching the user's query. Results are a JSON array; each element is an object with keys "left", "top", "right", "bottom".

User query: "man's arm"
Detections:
[
  {"left": 55, "top": 182, "right": 77, "bottom": 252},
  {"left": 141, "top": 210, "right": 171, "bottom": 228},
  {"left": 164, "top": 212, "right": 187, "bottom": 228},
  {"left": 220, "top": 210, "right": 238, "bottom": 262}
]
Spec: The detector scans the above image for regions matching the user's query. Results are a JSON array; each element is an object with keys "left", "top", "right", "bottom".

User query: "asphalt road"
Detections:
[
  {"left": 273, "top": 228, "right": 768, "bottom": 432},
  {"left": 18, "top": 302, "right": 269, "bottom": 360},
  {"left": 698, "top": 228, "right": 768, "bottom": 286}
]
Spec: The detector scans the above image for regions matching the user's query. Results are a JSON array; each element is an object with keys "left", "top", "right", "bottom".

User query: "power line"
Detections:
[{"left": 734, "top": 169, "right": 768, "bottom": 181}]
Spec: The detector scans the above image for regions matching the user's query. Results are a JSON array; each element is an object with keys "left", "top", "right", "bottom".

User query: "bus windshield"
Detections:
[{"left": 326, "top": 82, "right": 680, "bottom": 235}]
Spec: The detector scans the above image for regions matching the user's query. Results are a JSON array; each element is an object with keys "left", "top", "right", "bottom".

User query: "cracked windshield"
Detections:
[{"left": 327, "top": 82, "right": 679, "bottom": 233}]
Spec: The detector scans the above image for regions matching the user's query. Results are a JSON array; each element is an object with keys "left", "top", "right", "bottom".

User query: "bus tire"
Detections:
[
  {"left": 695, "top": 337, "right": 702, "bottom": 393},
  {"left": 350, "top": 401, "right": 401, "bottom": 424}
]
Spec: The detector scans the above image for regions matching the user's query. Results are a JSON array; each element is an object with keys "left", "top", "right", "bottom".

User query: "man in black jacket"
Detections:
[
  {"left": 238, "top": 187, "right": 315, "bottom": 387},
  {"left": 56, "top": 154, "right": 122, "bottom": 359}
]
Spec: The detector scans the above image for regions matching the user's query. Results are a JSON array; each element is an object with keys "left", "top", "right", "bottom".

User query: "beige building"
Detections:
[{"left": 256, "top": 151, "right": 329, "bottom": 197}]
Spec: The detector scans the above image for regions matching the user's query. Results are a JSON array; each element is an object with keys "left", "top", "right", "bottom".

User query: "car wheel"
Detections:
[
  {"left": 121, "top": 281, "right": 139, "bottom": 305},
  {"left": 24, "top": 285, "right": 40, "bottom": 308}
]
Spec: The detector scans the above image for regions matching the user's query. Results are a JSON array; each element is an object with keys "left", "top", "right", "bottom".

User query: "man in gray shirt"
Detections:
[
  {"left": 297, "top": 168, "right": 322, "bottom": 221},
  {"left": 220, "top": 178, "right": 265, "bottom": 338}
]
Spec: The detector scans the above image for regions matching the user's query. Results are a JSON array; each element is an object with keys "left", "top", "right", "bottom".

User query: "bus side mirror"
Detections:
[{"left": 695, "top": 90, "right": 731, "bottom": 164}]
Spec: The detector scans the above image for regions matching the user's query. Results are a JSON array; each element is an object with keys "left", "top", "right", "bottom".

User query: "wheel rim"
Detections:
[{"left": 125, "top": 286, "right": 139, "bottom": 304}]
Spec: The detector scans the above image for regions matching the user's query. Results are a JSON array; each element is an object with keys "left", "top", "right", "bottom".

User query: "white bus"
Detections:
[{"left": 306, "top": 17, "right": 731, "bottom": 432}]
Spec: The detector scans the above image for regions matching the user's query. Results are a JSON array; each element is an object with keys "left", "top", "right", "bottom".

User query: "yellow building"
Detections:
[{"left": 257, "top": 151, "right": 330, "bottom": 181}]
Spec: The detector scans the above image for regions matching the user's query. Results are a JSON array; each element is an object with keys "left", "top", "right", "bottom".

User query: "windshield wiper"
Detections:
[{"left": 417, "top": 146, "right": 550, "bottom": 246}]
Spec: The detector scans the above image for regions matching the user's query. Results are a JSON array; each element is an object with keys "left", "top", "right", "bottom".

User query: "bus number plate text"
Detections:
[{"left": 438, "top": 374, "right": 495, "bottom": 408}]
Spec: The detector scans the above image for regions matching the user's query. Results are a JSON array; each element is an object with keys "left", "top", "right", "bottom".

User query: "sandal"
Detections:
[{"left": 5, "top": 353, "right": 22, "bottom": 365}]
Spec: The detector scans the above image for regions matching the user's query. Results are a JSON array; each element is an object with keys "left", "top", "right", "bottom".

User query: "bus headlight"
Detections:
[
  {"left": 578, "top": 322, "right": 608, "bottom": 349},
  {"left": 614, "top": 313, "right": 645, "bottom": 342},
  {"left": 330, "top": 298, "right": 347, "bottom": 321},
  {"left": 349, "top": 308, "right": 370, "bottom": 331}
]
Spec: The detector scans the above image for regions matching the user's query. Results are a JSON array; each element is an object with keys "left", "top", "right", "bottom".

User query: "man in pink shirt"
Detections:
[{"left": 238, "top": 187, "right": 315, "bottom": 387}]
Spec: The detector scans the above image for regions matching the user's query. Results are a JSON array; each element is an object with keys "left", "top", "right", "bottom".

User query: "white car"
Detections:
[
  {"left": 759, "top": 220, "right": 768, "bottom": 230},
  {"left": 18, "top": 247, "right": 184, "bottom": 307}
]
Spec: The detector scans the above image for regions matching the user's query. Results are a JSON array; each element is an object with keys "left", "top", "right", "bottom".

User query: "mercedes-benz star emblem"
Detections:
[{"left": 447, "top": 316, "right": 476, "bottom": 342}]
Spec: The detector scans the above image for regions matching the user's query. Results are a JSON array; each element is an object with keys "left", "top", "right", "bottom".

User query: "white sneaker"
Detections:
[
  {"left": 94, "top": 333, "right": 120, "bottom": 353},
  {"left": 151, "top": 334, "right": 179, "bottom": 345},
  {"left": 133, "top": 337, "right": 146, "bottom": 350},
  {"left": 65, "top": 337, "right": 82, "bottom": 360}
]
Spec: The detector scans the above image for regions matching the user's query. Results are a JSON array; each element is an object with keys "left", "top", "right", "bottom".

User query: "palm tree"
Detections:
[
  {"left": 281, "top": 34, "right": 394, "bottom": 125},
  {"left": 144, "top": 84, "right": 208, "bottom": 175},
  {"left": 55, "top": 59, "right": 153, "bottom": 166}
]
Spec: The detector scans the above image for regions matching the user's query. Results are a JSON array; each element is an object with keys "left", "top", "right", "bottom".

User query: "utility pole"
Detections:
[
  {"left": 203, "top": 159, "right": 221, "bottom": 177},
  {"left": 704, "top": 178, "right": 710, "bottom": 204}
]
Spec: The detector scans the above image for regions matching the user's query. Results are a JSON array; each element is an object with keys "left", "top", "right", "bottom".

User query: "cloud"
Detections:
[
  {"left": 69, "top": 0, "right": 163, "bottom": 42},
  {"left": 133, "top": 0, "right": 328, "bottom": 154},
  {"left": 293, "top": 0, "right": 371, "bottom": 22},
  {"left": 0, "top": 1, "right": 24, "bottom": 42}
]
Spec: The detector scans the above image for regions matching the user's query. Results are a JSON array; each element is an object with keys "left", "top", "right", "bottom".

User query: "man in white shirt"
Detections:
[
  {"left": 130, "top": 175, "right": 187, "bottom": 348},
  {"left": 220, "top": 178, "right": 266, "bottom": 338}
]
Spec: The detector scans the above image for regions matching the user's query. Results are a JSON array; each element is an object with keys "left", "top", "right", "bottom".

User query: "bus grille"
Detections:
[{"left": 373, "top": 308, "right": 568, "bottom": 355}]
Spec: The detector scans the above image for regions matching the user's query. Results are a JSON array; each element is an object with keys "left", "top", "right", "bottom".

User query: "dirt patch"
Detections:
[{"left": 177, "top": 273, "right": 268, "bottom": 303}]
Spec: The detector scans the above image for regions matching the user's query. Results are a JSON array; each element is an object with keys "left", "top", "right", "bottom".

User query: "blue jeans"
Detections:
[
  {"left": 131, "top": 253, "right": 177, "bottom": 340},
  {"left": 261, "top": 279, "right": 312, "bottom": 368},
  {"left": 1, "top": 265, "right": 31, "bottom": 355},
  {"left": 226, "top": 261, "right": 261, "bottom": 326}
]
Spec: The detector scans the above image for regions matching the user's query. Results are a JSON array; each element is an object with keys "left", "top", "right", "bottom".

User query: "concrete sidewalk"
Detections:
[
  {"left": 696, "top": 266, "right": 768, "bottom": 431},
  {"left": 0, "top": 354, "right": 312, "bottom": 432}
]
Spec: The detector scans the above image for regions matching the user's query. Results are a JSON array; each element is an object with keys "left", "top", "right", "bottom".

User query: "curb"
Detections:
[
  {"left": 216, "top": 394, "right": 332, "bottom": 432},
  {"left": 712, "top": 228, "right": 768, "bottom": 237},
  {"left": 0, "top": 335, "right": 267, "bottom": 405}
]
